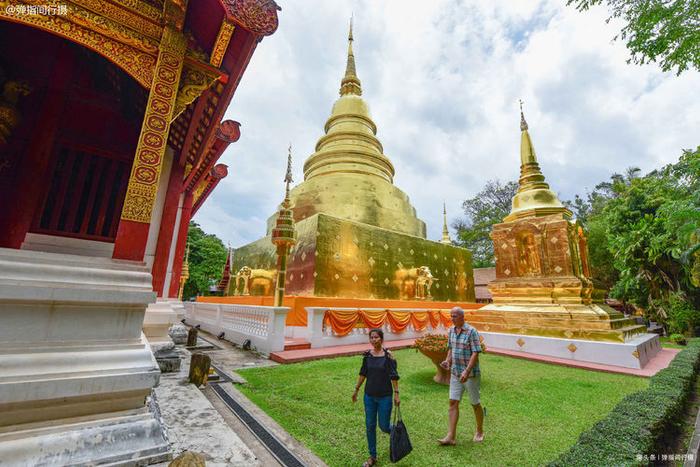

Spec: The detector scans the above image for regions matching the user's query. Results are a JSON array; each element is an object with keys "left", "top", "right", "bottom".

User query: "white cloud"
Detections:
[{"left": 195, "top": 0, "right": 700, "bottom": 246}]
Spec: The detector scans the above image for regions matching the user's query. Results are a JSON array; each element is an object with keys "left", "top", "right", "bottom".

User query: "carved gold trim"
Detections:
[
  {"left": 516, "top": 338, "right": 525, "bottom": 348},
  {"left": 567, "top": 343, "right": 577, "bottom": 353},
  {"left": 72, "top": 0, "right": 163, "bottom": 39},
  {"left": 23, "top": 0, "right": 160, "bottom": 56},
  {"left": 632, "top": 350, "right": 640, "bottom": 359},
  {"left": 192, "top": 181, "right": 207, "bottom": 205},
  {"left": 210, "top": 20, "right": 235, "bottom": 67},
  {"left": 110, "top": 0, "right": 161, "bottom": 22},
  {"left": 0, "top": 0, "right": 156, "bottom": 88},
  {"left": 172, "top": 65, "right": 219, "bottom": 121},
  {"left": 121, "top": 27, "right": 186, "bottom": 223}
]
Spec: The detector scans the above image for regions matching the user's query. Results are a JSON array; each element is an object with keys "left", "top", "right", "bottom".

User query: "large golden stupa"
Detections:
[{"left": 228, "top": 23, "right": 474, "bottom": 303}]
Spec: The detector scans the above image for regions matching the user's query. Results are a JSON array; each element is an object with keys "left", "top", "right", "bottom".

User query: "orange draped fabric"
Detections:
[
  {"left": 323, "top": 309, "right": 360, "bottom": 336},
  {"left": 428, "top": 311, "right": 441, "bottom": 329},
  {"left": 359, "top": 309, "right": 387, "bottom": 329},
  {"left": 440, "top": 310, "right": 452, "bottom": 328},
  {"left": 386, "top": 310, "right": 412, "bottom": 333},
  {"left": 410, "top": 312, "right": 430, "bottom": 331},
  {"left": 323, "top": 308, "right": 452, "bottom": 335}
]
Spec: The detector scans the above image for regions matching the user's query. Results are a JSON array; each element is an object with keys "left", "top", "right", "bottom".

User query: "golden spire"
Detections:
[
  {"left": 183, "top": 243, "right": 190, "bottom": 275},
  {"left": 505, "top": 100, "right": 570, "bottom": 222},
  {"left": 441, "top": 202, "right": 451, "bottom": 244},
  {"left": 178, "top": 243, "right": 190, "bottom": 300},
  {"left": 340, "top": 16, "right": 362, "bottom": 96}
]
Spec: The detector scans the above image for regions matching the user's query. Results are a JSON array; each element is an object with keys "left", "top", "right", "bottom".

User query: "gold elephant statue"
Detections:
[{"left": 232, "top": 266, "right": 276, "bottom": 296}]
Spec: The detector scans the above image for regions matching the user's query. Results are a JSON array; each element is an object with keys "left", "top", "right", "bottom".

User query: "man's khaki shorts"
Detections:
[{"left": 449, "top": 374, "right": 481, "bottom": 405}]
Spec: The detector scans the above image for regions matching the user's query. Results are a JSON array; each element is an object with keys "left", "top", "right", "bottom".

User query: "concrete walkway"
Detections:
[{"left": 156, "top": 333, "right": 327, "bottom": 466}]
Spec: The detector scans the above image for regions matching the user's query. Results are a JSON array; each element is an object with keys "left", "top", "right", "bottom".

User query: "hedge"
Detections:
[{"left": 550, "top": 340, "right": 700, "bottom": 466}]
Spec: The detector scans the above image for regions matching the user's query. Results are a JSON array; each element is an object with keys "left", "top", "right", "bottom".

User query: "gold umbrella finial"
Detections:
[
  {"left": 519, "top": 99, "right": 528, "bottom": 131},
  {"left": 284, "top": 143, "right": 294, "bottom": 191}
]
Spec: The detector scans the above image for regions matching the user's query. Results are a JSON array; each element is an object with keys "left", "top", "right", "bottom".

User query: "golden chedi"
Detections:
[
  {"left": 475, "top": 104, "right": 645, "bottom": 343},
  {"left": 229, "top": 22, "right": 474, "bottom": 302}
]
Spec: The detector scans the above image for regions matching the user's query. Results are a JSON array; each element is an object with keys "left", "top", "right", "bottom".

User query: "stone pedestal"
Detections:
[
  {"left": 144, "top": 299, "right": 185, "bottom": 344},
  {"left": 0, "top": 248, "right": 170, "bottom": 465},
  {"left": 144, "top": 299, "right": 187, "bottom": 372}
]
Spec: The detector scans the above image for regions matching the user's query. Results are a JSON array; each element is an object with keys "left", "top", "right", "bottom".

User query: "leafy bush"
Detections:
[
  {"left": 670, "top": 333, "right": 688, "bottom": 345},
  {"left": 550, "top": 340, "right": 700, "bottom": 466},
  {"left": 657, "top": 293, "right": 699, "bottom": 336}
]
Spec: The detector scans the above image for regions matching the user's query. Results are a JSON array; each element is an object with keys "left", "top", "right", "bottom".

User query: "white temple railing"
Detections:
[
  {"left": 306, "top": 307, "right": 451, "bottom": 348},
  {"left": 184, "top": 302, "right": 289, "bottom": 355}
]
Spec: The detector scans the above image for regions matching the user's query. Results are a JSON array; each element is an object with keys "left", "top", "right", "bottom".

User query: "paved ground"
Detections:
[
  {"left": 155, "top": 331, "right": 327, "bottom": 466},
  {"left": 154, "top": 350, "right": 260, "bottom": 466}
]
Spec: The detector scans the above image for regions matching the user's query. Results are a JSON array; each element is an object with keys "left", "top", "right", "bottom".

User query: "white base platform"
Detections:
[
  {"left": 0, "top": 407, "right": 170, "bottom": 466},
  {"left": 480, "top": 331, "right": 661, "bottom": 369},
  {"left": 0, "top": 247, "right": 169, "bottom": 465}
]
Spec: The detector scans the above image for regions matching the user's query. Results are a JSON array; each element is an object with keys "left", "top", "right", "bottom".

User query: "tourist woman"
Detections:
[{"left": 351, "top": 328, "right": 400, "bottom": 467}]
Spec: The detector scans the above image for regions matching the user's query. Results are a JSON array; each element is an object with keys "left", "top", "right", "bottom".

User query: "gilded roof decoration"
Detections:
[{"left": 221, "top": 0, "right": 281, "bottom": 36}]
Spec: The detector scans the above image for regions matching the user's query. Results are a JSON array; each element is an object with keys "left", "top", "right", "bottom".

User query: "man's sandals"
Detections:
[{"left": 362, "top": 456, "right": 377, "bottom": 467}]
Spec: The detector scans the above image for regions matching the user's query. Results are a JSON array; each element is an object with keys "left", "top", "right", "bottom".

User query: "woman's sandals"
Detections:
[{"left": 362, "top": 456, "right": 377, "bottom": 467}]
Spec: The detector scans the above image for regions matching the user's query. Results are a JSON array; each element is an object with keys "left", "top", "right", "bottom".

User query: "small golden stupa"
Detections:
[
  {"left": 474, "top": 104, "right": 645, "bottom": 342},
  {"left": 228, "top": 21, "right": 474, "bottom": 304}
]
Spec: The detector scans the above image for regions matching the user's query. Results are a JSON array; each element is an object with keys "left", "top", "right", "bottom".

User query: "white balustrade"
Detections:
[
  {"left": 307, "top": 307, "right": 451, "bottom": 348},
  {"left": 184, "top": 302, "right": 289, "bottom": 355}
]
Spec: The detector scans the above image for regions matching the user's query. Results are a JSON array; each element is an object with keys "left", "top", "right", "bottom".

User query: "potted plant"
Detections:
[{"left": 414, "top": 333, "right": 450, "bottom": 385}]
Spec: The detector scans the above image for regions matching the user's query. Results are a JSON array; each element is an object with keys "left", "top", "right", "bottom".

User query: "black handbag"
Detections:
[{"left": 389, "top": 404, "right": 413, "bottom": 463}]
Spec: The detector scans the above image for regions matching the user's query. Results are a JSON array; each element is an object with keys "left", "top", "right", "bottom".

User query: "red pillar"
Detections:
[
  {"left": 167, "top": 192, "right": 193, "bottom": 298},
  {"left": 151, "top": 162, "right": 185, "bottom": 296},
  {"left": 112, "top": 26, "right": 186, "bottom": 262}
]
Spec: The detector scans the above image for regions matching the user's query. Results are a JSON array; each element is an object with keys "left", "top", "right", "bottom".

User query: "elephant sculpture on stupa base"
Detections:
[{"left": 232, "top": 266, "right": 276, "bottom": 296}]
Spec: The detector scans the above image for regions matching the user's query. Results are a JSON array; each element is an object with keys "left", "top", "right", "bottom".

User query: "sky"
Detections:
[{"left": 194, "top": 0, "right": 700, "bottom": 248}]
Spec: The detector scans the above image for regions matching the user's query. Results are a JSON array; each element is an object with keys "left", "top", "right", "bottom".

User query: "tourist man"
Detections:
[{"left": 438, "top": 306, "right": 485, "bottom": 445}]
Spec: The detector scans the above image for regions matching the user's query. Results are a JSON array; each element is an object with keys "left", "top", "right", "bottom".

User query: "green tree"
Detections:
[
  {"left": 583, "top": 148, "right": 700, "bottom": 332},
  {"left": 567, "top": 0, "right": 700, "bottom": 75},
  {"left": 453, "top": 180, "right": 517, "bottom": 267},
  {"left": 182, "top": 221, "right": 227, "bottom": 300},
  {"left": 565, "top": 166, "right": 642, "bottom": 290}
]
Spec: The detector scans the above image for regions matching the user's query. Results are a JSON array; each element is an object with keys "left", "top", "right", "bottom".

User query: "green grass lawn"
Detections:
[
  {"left": 659, "top": 336, "right": 687, "bottom": 349},
  {"left": 237, "top": 350, "right": 648, "bottom": 466}
]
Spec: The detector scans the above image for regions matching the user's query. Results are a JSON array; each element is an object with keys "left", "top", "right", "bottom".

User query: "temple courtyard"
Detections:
[{"left": 148, "top": 327, "right": 698, "bottom": 466}]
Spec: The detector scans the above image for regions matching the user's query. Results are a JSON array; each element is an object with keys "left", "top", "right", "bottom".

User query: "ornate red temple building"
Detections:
[
  {"left": 0, "top": 1, "right": 279, "bottom": 464},
  {"left": 0, "top": 0, "right": 276, "bottom": 295}
]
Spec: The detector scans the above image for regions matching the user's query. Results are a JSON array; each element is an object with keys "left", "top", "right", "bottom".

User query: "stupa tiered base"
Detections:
[
  {"left": 470, "top": 303, "right": 646, "bottom": 342},
  {"left": 479, "top": 331, "right": 660, "bottom": 369},
  {"left": 472, "top": 303, "right": 658, "bottom": 369}
]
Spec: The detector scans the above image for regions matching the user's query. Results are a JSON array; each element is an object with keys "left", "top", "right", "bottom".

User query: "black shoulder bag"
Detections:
[{"left": 389, "top": 404, "right": 413, "bottom": 463}]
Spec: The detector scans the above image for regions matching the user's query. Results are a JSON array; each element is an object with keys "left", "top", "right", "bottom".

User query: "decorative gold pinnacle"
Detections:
[
  {"left": 505, "top": 100, "right": 570, "bottom": 222},
  {"left": 340, "top": 17, "right": 362, "bottom": 96},
  {"left": 441, "top": 202, "right": 451, "bottom": 244},
  {"left": 519, "top": 99, "right": 528, "bottom": 131},
  {"left": 284, "top": 143, "right": 293, "bottom": 205},
  {"left": 272, "top": 145, "right": 297, "bottom": 307},
  {"left": 178, "top": 243, "right": 190, "bottom": 300}
]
